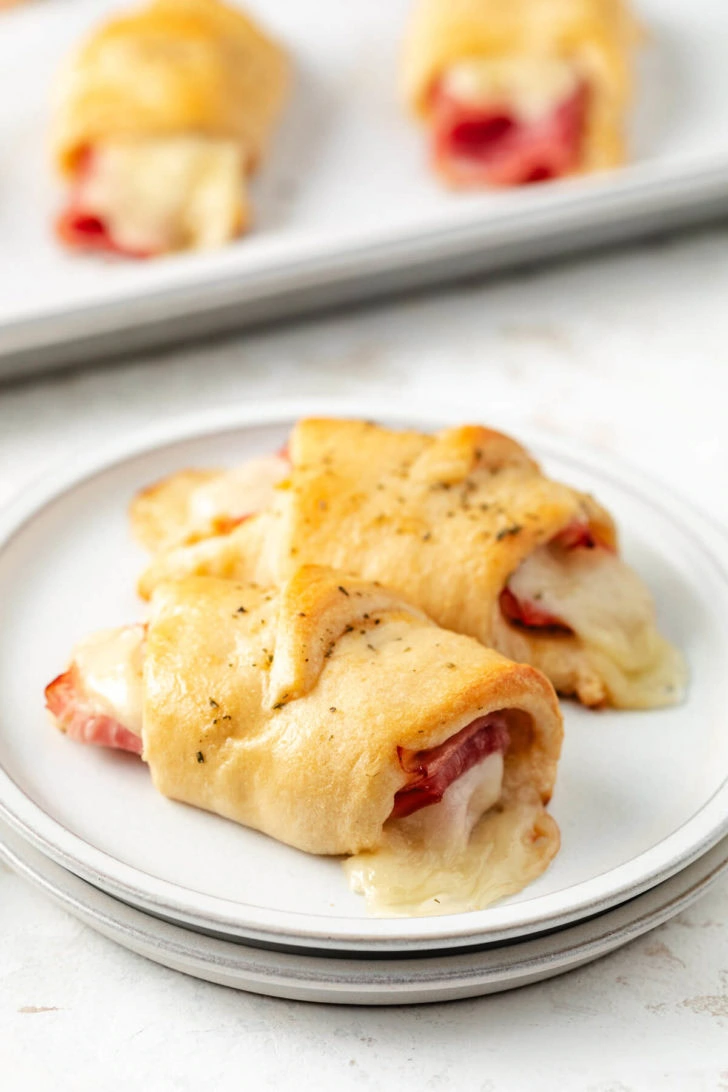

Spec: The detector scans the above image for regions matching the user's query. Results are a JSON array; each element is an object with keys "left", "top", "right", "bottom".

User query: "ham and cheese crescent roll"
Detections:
[
  {"left": 402, "top": 0, "right": 638, "bottom": 186},
  {"left": 52, "top": 0, "right": 289, "bottom": 257},
  {"left": 45, "top": 566, "right": 563, "bottom": 917},
  {"left": 135, "top": 419, "right": 686, "bottom": 710}
]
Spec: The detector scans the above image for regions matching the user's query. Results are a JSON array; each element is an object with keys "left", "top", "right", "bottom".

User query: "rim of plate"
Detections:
[
  {"left": 2, "top": 817, "right": 728, "bottom": 1003},
  {"left": 0, "top": 396, "right": 727, "bottom": 952}
]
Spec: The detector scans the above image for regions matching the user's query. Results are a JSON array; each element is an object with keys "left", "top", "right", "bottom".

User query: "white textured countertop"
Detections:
[{"left": 1, "top": 229, "right": 727, "bottom": 1091}]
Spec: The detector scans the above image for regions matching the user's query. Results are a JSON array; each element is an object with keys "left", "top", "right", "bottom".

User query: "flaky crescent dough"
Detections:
[
  {"left": 402, "top": 0, "right": 639, "bottom": 171},
  {"left": 137, "top": 420, "right": 616, "bottom": 700},
  {"left": 52, "top": 0, "right": 289, "bottom": 177},
  {"left": 143, "top": 567, "right": 562, "bottom": 861}
]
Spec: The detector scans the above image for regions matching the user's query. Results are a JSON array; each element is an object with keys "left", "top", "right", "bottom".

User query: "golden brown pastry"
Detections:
[
  {"left": 52, "top": 0, "right": 289, "bottom": 256},
  {"left": 45, "top": 566, "right": 562, "bottom": 916},
  {"left": 402, "top": 0, "right": 638, "bottom": 186},
  {"left": 136, "top": 419, "right": 686, "bottom": 710}
]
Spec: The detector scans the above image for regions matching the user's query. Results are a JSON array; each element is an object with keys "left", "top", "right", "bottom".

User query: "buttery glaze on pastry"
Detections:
[
  {"left": 136, "top": 419, "right": 686, "bottom": 709},
  {"left": 45, "top": 566, "right": 563, "bottom": 917},
  {"left": 52, "top": 0, "right": 289, "bottom": 256},
  {"left": 402, "top": 0, "right": 638, "bottom": 186}
]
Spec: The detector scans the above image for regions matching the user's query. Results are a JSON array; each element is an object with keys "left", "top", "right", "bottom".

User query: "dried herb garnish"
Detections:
[
  {"left": 496, "top": 524, "right": 523, "bottom": 541},
  {"left": 236, "top": 606, "right": 247, "bottom": 614},
  {"left": 196, "top": 751, "right": 205, "bottom": 764},
  {"left": 209, "top": 698, "right": 219, "bottom": 708},
  {"left": 338, "top": 586, "right": 349, "bottom": 597}
]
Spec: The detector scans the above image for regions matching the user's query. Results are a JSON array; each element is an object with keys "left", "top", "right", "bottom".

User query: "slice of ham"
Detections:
[
  {"left": 431, "top": 81, "right": 587, "bottom": 187},
  {"left": 57, "top": 208, "right": 152, "bottom": 259},
  {"left": 45, "top": 665, "right": 143, "bottom": 755},
  {"left": 499, "top": 521, "right": 611, "bottom": 632},
  {"left": 391, "top": 713, "right": 510, "bottom": 820}
]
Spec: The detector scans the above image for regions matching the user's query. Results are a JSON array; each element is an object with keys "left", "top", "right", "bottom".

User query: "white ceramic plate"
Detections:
[
  {"left": 2, "top": 816, "right": 727, "bottom": 1004},
  {"left": 0, "top": 400, "right": 726, "bottom": 953},
  {"left": 3, "top": 0, "right": 728, "bottom": 377}
]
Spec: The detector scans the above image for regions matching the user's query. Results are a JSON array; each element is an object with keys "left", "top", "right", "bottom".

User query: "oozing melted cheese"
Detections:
[
  {"left": 77, "top": 137, "right": 247, "bottom": 254},
  {"left": 187, "top": 455, "right": 289, "bottom": 535},
  {"left": 345, "top": 759, "right": 558, "bottom": 917},
  {"left": 73, "top": 626, "right": 145, "bottom": 736},
  {"left": 508, "top": 545, "right": 687, "bottom": 708},
  {"left": 442, "top": 55, "right": 580, "bottom": 122}
]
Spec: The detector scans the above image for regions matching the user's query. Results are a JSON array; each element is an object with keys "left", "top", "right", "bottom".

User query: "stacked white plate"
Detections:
[{"left": 1, "top": 400, "right": 727, "bottom": 1004}]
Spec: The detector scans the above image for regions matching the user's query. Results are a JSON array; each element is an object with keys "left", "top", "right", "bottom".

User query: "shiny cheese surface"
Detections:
[
  {"left": 72, "top": 625, "right": 145, "bottom": 736},
  {"left": 346, "top": 784, "right": 558, "bottom": 916},
  {"left": 508, "top": 544, "right": 687, "bottom": 707},
  {"left": 77, "top": 137, "right": 246, "bottom": 254},
  {"left": 442, "top": 55, "right": 581, "bottom": 121}
]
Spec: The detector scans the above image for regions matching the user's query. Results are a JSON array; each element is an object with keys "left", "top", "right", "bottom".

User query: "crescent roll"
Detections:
[
  {"left": 52, "top": 0, "right": 289, "bottom": 256},
  {"left": 402, "top": 0, "right": 638, "bottom": 187},
  {"left": 135, "top": 419, "right": 686, "bottom": 710},
  {"left": 45, "top": 566, "right": 563, "bottom": 917}
]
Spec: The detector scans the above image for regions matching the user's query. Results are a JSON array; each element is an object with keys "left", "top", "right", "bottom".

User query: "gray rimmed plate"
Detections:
[
  {"left": 0, "top": 400, "right": 725, "bottom": 953},
  {"left": 2, "top": 817, "right": 727, "bottom": 1004}
]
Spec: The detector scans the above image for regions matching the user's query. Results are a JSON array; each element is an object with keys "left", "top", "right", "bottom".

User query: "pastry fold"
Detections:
[
  {"left": 52, "top": 0, "right": 288, "bottom": 254},
  {"left": 47, "top": 566, "right": 563, "bottom": 916},
  {"left": 135, "top": 419, "right": 685, "bottom": 710},
  {"left": 402, "top": 0, "right": 638, "bottom": 180},
  {"left": 53, "top": 0, "right": 288, "bottom": 177}
]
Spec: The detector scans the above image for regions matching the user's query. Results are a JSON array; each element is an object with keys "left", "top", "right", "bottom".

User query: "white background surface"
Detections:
[{"left": 1, "top": 225, "right": 728, "bottom": 1088}]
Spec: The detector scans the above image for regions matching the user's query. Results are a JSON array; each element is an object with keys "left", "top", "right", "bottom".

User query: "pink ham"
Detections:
[
  {"left": 391, "top": 713, "right": 510, "bottom": 819},
  {"left": 431, "top": 81, "right": 588, "bottom": 187},
  {"left": 45, "top": 666, "right": 143, "bottom": 755}
]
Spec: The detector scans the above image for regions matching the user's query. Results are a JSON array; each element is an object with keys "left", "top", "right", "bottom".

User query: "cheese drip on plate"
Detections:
[
  {"left": 72, "top": 626, "right": 145, "bottom": 737},
  {"left": 345, "top": 753, "right": 558, "bottom": 917},
  {"left": 344, "top": 777, "right": 554, "bottom": 921},
  {"left": 507, "top": 544, "right": 687, "bottom": 708},
  {"left": 441, "top": 55, "right": 581, "bottom": 122},
  {"left": 76, "top": 137, "right": 247, "bottom": 254}
]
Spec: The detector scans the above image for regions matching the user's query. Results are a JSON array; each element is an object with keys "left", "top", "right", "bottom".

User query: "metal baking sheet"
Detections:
[{"left": 1, "top": 0, "right": 728, "bottom": 378}]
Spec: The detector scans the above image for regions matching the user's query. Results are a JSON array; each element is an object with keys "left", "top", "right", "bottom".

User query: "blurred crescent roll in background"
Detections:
[
  {"left": 51, "top": 0, "right": 290, "bottom": 257},
  {"left": 401, "top": 0, "right": 640, "bottom": 186}
]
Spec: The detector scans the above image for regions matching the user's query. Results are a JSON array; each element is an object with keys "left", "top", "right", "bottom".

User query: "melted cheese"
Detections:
[
  {"left": 395, "top": 751, "right": 504, "bottom": 854},
  {"left": 73, "top": 626, "right": 144, "bottom": 736},
  {"left": 77, "top": 137, "right": 247, "bottom": 254},
  {"left": 508, "top": 545, "right": 687, "bottom": 708},
  {"left": 442, "top": 55, "right": 580, "bottom": 122},
  {"left": 186, "top": 455, "right": 289, "bottom": 536},
  {"left": 345, "top": 783, "right": 557, "bottom": 917}
]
